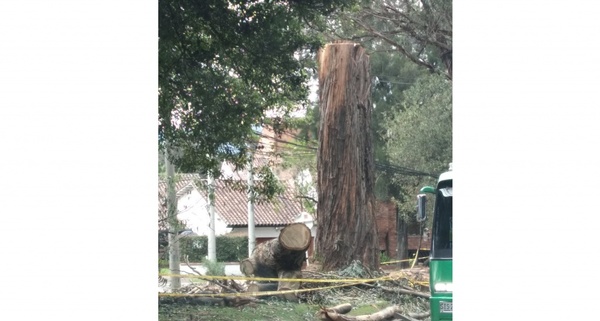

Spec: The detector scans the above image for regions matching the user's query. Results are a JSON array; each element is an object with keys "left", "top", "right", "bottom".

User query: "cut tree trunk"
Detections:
[
  {"left": 240, "top": 223, "right": 311, "bottom": 299},
  {"left": 276, "top": 270, "right": 302, "bottom": 301},
  {"left": 316, "top": 41, "right": 379, "bottom": 271}
]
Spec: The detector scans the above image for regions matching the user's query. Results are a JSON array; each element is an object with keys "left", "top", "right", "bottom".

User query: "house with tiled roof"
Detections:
[
  {"left": 158, "top": 161, "right": 316, "bottom": 256},
  {"left": 158, "top": 124, "right": 318, "bottom": 259}
]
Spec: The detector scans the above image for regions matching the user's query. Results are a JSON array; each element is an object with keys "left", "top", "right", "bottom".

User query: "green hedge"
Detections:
[{"left": 179, "top": 235, "right": 248, "bottom": 262}]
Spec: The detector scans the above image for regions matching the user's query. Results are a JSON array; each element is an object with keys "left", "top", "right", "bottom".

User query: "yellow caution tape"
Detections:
[
  {"left": 159, "top": 281, "right": 367, "bottom": 298},
  {"left": 159, "top": 274, "right": 396, "bottom": 283},
  {"left": 158, "top": 273, "right": 429, "bottom": 290},
  {"left": 380, "top": 256, "right": 429, "bottom": 265}
]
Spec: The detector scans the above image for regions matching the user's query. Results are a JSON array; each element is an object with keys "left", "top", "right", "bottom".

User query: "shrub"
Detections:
[
  {"left": 380, "top": 251, "right": 391, "bottom": 263},
  {"left": 202, "top": 258, "right": 225, "bottom": 276},
  {"left": 179, "top": 235, "right": 248, "bottom": 262},
  {"left": 158, "top": 258, "right": 169, "bottom": 269}
]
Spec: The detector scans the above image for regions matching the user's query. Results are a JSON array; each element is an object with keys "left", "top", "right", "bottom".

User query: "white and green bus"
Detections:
[{"left": 417, "top": 164, "right": 452, "bottom": 321}]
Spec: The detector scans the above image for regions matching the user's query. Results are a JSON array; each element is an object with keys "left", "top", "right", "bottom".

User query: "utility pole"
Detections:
[
  {"left": 247, "top": 157, "right": 255, "bottom": 257},
  {"left": 165, "top": 148, "right": 181, "bottom": 290},
  {"left": 207, "top": 172, "right": 216, "bottom": 262}
]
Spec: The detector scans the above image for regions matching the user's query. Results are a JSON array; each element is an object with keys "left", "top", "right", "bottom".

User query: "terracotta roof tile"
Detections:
[
  {"left": 214, "top": 179, "right": 301, "bottom": 226},
  {"left": 158, "top": 172, "right": 302, "bottom": 229}
]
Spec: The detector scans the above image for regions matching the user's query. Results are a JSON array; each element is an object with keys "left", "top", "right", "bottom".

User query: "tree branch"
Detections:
[
  {"left": 296, "top": 195, "right": 318, "bottom": 204},
  {"left": 349, "top": 17, "right": 437, "bottom": 75},
  {"left": 184, "top": 257, "right": 240, "bottom": 293},
  {"left": 379, "top": 285, "right": 430, "bottom": 299}
]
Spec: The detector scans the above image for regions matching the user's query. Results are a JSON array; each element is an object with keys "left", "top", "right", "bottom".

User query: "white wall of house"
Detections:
[
  {"left": 230, "top": 226, "right": 282, "bottom": 238},
  {"left": 176, "top": 187, "right": 231, "bottom": 236},
  {"left": 294, "top": 212, "right": 317, "bottom": 236},
  {"left": 228, "top": 212, "right": 316, "bottom": 238}
]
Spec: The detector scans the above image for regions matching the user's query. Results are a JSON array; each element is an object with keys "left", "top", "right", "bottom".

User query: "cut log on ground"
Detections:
[
  {"left": 240, "top": 223, "right": 311, "bottom": 300},
  {"left": 240, "top": 223, "right": 311, "bottom": 276},
  {"left": 318, "top": 303, "right": 353, "bottom": 320},
  {"left": 321, "top": 304, "right": 402, "bottom": 321},
  {"left": 327, "top": 303, "right": 353, "bottom": 315}
]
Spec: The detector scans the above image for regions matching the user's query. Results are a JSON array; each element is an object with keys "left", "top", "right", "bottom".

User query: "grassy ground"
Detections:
[
  {"left": 158, "top": 298, "right": 390, "bottom": 321},
  {"left": 159, "top": 300, "right": 319, "bottom": 321}
]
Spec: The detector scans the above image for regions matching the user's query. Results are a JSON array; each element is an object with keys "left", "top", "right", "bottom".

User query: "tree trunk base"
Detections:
[{"left": 240, "top": 223, "right": 311, "bottom": 300}]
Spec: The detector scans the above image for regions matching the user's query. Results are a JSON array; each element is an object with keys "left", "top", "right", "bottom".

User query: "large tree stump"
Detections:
[
  {"left": 240, "top": 223, "right": 311, "bottom": 299},
  {"left": 316, "top": 41, "right": 379, "bottom": 271}
]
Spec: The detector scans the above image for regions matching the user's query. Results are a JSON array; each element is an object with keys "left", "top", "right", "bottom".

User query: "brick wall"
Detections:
[
  {"left": 375, "top": 200, "right": 398, "bottom": 258},
  {"left": 408, "top": 234, "right": 431, "bottom": 251},
  {"left": 374, "top": 200, "right": 432, "bottom": 259}
]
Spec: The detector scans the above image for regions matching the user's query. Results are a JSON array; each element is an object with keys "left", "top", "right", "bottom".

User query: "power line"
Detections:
[
  {"left": 245, "top": 130, "right": 440, "bottom": 178},
  {"left": 375, "top": 162, "right": 439, "bottom": 179}
]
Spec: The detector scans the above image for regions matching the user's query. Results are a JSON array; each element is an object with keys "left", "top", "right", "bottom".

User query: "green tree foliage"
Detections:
[
  {"left": 159, "top": 0, "right": 355, "bottom": 175},
  {"left": 202, "top": 258, "right": 226, "bottom": 276},
  {"left": 344, "top": 0, "right": 453, "bottom": 79},
  {"left": 282, "top": 106, "right": 319, "bottom": 179},
  {"left": 179, "top": 235, "right": 249, "bottom": 262},
  {"left": 382, "top": 73, "right": 452, "bottom": 218},
  {"left": 370, "top": 52, "right": 427, "bottom": 199}
]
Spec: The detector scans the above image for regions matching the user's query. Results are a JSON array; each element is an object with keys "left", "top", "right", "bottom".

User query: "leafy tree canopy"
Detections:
[
  {"left": 159, "top": 0, "right": 355, "bottom": 174},
  {"left": 382, "top": 73, "right": 452, "bottom": 218},
  {"left": 344, "top": 0, "right": 452, "bottom": 79},
  {"left": 384, "top": 73, "right": 451, "bottom": 176}
]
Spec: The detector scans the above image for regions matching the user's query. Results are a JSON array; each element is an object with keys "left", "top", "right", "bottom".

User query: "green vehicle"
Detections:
[{"left": 417, "top": 164, "right": 452, "bottom": 321}]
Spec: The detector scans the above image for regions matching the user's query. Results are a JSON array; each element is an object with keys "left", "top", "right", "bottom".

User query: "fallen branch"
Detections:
[
  {"left": 318, "top": 303, "right": 353, "bottom": 320},
  {"left": 327, "top": 303, "right": 353, "bottom": 314},
  {"left": 379, "top": 285, "right": 430, "bottom": 299},
  {"left": 321, "top": 305, "right": 402, "bottom": 321},
  {"left": 184, "top": 257, "right": 239, "bottom": 293},
  {"left": 392, "top": 314, "right": 417, "bottom": 321},
  {"left": 227, "top": 279, "right": 245, "bottom": 292},
  {"left": 223, "top": 296, "right": 257, "bottom": 307},
  {"left": 408, "top": 311, "right": 430, "bottom": 319},
  {"left": 392, "top": 311, "right": 430, "bottom": 321}
]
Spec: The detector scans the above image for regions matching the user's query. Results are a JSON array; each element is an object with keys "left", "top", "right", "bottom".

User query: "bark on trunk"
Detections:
[
  {"left": 240, "top": 223, "right": 310, "bottom": 276},
  {"left": 246, "top": 282, "right": 278, "bottom": 293},
  {"left": 240, "top": 223, "right": 310, "bottom": 299},
  {"left": 316, "top": 41, "right": 379, "bottom": 271},
  {"left": 276, "top": 270, "right": 302, "bottom": 301}
]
